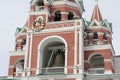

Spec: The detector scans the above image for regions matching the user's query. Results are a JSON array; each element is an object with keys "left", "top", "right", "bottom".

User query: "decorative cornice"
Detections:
[
  {"left": 84, "top": 44, "right": 111, "bottom": 51},
  {"left": 9, "top": 51, "right": 25, "bottom": 56}
]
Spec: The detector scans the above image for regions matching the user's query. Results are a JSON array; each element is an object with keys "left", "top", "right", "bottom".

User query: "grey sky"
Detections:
[{"left": 0, "top": 0, "right": 120, "bottom": 76}]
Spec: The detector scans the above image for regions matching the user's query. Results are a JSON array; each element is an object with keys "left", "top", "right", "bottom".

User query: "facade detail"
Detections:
[{"left": 7, "top": 0, "right": 120, "bottom": 80}]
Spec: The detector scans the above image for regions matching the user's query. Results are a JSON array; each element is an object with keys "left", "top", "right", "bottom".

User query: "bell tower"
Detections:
[
  {"left": 84, "top": 0, "right": 115, "bottom": 74},
  {"left": 8, "top": 0, "right": 85, "bottom": 79},
  {"left": 7, "top": 0, "right": 118, "bottom": 80}
]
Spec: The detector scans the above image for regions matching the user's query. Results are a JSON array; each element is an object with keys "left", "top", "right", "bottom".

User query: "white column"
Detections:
[
  {"left": 28, "top": 30, "right": 33, "bottom": 76},
  {"left": 97, "top": 32, "right": 104, "bottom": 44},
  {"left": 78, "top": 20, "right": 84, "bottom": 80},
  {"left": 74, "top": 28, "right": 78, "bottom": 74},
  {"left": 65, "top": 47, "right": 68, "bottom": 74},
  {"left": 23, "top": 30, "right": 30, "bottom": 76}
]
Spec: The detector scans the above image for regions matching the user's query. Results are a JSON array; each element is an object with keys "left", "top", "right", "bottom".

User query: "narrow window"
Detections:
[
  {"left": 54, "top": 11, "right": 61, "bottom": 21},
  {"left": 68, "top": 12, "right": 74, "bottom": 20}
]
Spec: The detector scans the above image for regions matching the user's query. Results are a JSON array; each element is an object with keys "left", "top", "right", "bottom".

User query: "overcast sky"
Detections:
[{"left": 0, "top": 0, "right": 120, "bottom": 76}]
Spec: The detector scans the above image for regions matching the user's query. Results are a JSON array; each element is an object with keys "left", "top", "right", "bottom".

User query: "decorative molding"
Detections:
[
  {"left": 8, "top": 65, "right": 14, "bottom": 68},
  {"left": 84, "top": 44, "right": 111, "bottom": 51},
  {"left": 9, "top": 51, "right": 25, "bottom": 56},
  {"left": 88, "top": 33, "right": 94, "bottom": 36}
]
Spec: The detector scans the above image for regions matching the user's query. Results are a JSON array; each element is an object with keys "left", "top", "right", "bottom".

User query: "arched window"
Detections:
[
  {"left": 15, "top": 59, "right": 24, "bottom": 76},
  {"left": 68, "top": 12, "right": 74, "bottom": 20},
  {"left": 35, "top": 0, "right": 44, "bottom": 11},
  {"left": 103, "top": 33, "right": 107, "bottom": 44},
  {"left": 93, "top": 32, "right": 98, "bottom": 39},
  {"left": 37, "top": 36, "right": 68, "bottom": 75},
  {"left": 89, "top": 54, "right": 104, "bottom": 74},
  {"left": 54, "top": 11, "right": 61, "bottom": 21},
  {"left": 42, "top": 42, "right": 65, "bottom": 74},
  {"left": 93, "top": 32, "right": 98, "bottom": 44},
  {"left": 89, "top": 54, "right": 104, "bottom": 68}
]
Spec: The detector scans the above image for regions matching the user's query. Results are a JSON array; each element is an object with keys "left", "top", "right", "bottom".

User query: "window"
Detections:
[
  {"left": 89, "top": 54, "right": 104, "bottom": 68},
  {"left": 54, "top": 11, "right": 61, "bottom": 21},
  {"left": 93, "top": 32, "right": 98, "bottom": 44},
  {"left": 68, "top": 12, "right": 74, "bottom": 20},
  {"left": 14, "top": 59, "right": 24, "bottom": 76},
  {"left": 93, "top": 32, "right": 98, "bottom": 39},
  {"left": 36, "top": 0, "right": 44, "bottom": 6},
  {"left": 42, "top": 42, "right": 65, "bottom": 74},
  {"left": 89, "top": 54, "right": 104, "bottom": 74}
]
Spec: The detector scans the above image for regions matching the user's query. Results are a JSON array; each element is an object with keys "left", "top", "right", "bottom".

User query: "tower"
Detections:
[
  {"left": 84, "top": 0, "right": 115, "bottom": 74},
  {"left": 7, "top": 0, "right": 117, "bottom": 80},
  {"left": 8, "top": 0, "right": 85, "bottom": 79}
]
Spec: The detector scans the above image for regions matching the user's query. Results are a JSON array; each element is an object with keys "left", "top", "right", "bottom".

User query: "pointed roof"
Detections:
[{"left": 90, "top": 0, "right": 103, "bottom": 22}]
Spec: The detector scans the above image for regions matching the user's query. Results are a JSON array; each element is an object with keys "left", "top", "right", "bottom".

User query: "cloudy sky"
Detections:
[{"left": 0, "top": 0, "right": 120, "bottom": 76}]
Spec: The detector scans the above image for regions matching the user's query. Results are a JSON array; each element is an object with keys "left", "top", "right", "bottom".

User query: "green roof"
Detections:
[
  {"left": 108, "top": 23, "right": 112, "bottom": 31},
  {"left": 17, "top": 27, "right": 22, "bottom": 32},
  {"left": 86, "top": 21, "right": 91, "bottom": 26}
]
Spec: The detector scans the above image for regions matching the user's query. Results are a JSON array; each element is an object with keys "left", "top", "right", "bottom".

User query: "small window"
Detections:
[
  {"left": 89, "top": 54, "right": 104, "bottom": 74},
  {"left": 89, "top": 54, "right": 104, "bottom": 68},
  {"left": 93, "top": 32, "right": 98, "bottom": 39},
  {"left": 54, "top": 11, "right": 61, "bottom": 21},
  {"left": 14, "top": 59, "right": 24, "bottom": 76},
  {"left": 103, "top": 33, "right": 107, "bottom": 40},
  {"left": 68, "top": 12, "right": 74, "bottom": 20},
  {"left": 36, "top": 0, "right": 44, "bottom": 6}
]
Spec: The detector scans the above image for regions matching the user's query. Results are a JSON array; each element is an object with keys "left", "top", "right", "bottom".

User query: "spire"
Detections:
[{"left": 90, "top": 0, "right": 103, "bottom": 22}]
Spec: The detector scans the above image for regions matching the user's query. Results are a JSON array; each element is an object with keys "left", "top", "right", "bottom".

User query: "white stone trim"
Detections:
[
  {"left": 97, "top": 32, "right": 104, "bottom": 35},
  {"left": 106, "top": 34, "right": 111, "bottom": 38},
  {"left": 36, "top": 36, "right": 68, "bottom": 75},
  {"left": 78, "top": 19, "right": 84, "bottom": 74},
  {"left": 88, "top": 33, "right": 93, "bottom": 36},
  {"left": 17, "top": 39, "right": 23, "bottom": 43},
  {"left": 85, "top": 59, "right": 111, "bottom": 63},
  {"left": 74, "top": 28, "right": 78, "bottom": 74},
  {"left": 88, "top": 53, "right": 104, "bottom": 63},
  {"left": 8, "top": 65, "right": 14, "bottom": 68},
  {"left": 29, "top": 10, "right": 48, "bottom": 15},
  {"left": 61, "top": 12, "right": 68, "bottom": 14},
  {"left": 84, "top": 44, "right": 111, "bottom": 51},
  {"left": 104, "top": 59, "right": 112, "bottom": 62},
  {"left": 9, "top": 51, "right": 25, "bottom": 56},
  {"left": 28, "top": 31, "right": 33, "bottom": 76},
  {"left": 105, "top": 70, "right": 112, "bottom": 74},
  {"left": 15, "top": 33, "right": 26, "bottom": 39},
  {"left": 34, "top": 26, "right": 80, "bottom": 35},
  {"left": 24, "top": 31, "right": 29, "bottom": 76},
  {"left": 89, "top": 25, "right": 112, "bottom": 33}
]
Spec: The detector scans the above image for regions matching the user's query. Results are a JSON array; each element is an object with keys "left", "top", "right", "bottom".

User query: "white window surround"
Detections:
[
  {"left": 36, "top": 35, "right": 68, "bottom": 75},
  {"left": 88, "top": 53, "right": 104, "bottom": 62}
]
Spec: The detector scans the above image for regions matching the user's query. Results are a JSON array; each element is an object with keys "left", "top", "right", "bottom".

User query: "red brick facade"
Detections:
[{"left": 8, "top": 0, "right": 116, "bottom": 80}]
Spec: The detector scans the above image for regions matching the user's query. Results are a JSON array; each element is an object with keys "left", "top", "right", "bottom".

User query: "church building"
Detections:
[{"left": 7, "top": 0, "right": 120, "bottom": 80}]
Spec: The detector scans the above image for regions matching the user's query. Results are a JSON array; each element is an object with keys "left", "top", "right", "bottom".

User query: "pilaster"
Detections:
[
  {"left": 61, "top": 12, "right": 68, "bottom": 21},
  {"left": 106, "top": 34, "right": 111, "bottom": 44},
  {"left": 97, "top": 32, "right": 104, "bottom": 44},
  {"left": 88, "top": 33, "right": 94, "bottom": 45}
]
